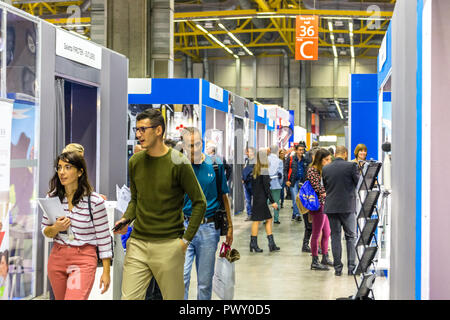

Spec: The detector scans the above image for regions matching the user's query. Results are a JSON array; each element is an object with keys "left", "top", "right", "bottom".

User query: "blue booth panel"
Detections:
[
  {"left": 350, "top": 74, "right": 378, "bottom": 161},
  {"left": 128, "top": 78, "right": 200, "bottom": 105}
]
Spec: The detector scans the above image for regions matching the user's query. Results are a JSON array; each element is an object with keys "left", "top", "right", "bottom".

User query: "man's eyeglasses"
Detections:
[
  {"left": 132, "top": 126, "right": 158, "bottom": 134},
  {"left": 185, "top": 141, "right": 202, "bottom": 149}
]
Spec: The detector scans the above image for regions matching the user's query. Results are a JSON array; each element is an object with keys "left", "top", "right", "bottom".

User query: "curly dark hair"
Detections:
[{"left": 48, "top": 151, "right": 93, "bottom": 206}]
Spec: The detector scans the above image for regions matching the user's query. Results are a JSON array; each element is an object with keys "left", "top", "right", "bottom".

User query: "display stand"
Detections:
[{"left": 352, "top": 161, "right": 383, "bottom": 300}]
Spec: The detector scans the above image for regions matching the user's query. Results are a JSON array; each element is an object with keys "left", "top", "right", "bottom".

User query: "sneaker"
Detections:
[
  {"left": 245, "top": 216, "right": 252, "bottom": 221},
  {"left": 274, "top": 221, "right": 280, "bottom": 224},
  {"left": 295, "top": 216, "right": 302, "bottom": 222}
]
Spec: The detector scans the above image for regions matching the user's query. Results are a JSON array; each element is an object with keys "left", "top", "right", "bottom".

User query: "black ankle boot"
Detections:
[
  {"left": 267, "top": 234, "right": 280, "bottom": 252},
  {"left": 311, "top": 256, "right": 329, "bottom": 271},
  {"left": 302, "top": 242, "right": 311, "bottom": 253},
  {"left": 321, "top": 253, "right": 333, "bottom": 266},
  {"left": 250, "top": 236, "right": 263, "bottom": 253}
]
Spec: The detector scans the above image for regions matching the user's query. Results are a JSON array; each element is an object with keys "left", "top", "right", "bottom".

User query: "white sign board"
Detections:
[
  {"left": 379, "top": 34, "right": 387, "bottom": 72},
  {"left": 128, "top": 78, "right": 152, "bottom": 94},
  {"left": 0, "top": 99, "right": 13, "bottom": 192},
  {"left": 56, "top": 29, "right": 102, "bottom": 70},
  {"left": 257, "top": 105, "right": 265, "bottom": 118},
  {"left": 209, "top": 83, "right": 224, "bottom": 102}
]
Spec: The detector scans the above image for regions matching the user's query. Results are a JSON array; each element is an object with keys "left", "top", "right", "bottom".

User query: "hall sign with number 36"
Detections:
[{"left": 295, "top": 15, "right": 319, "bottom": 61}]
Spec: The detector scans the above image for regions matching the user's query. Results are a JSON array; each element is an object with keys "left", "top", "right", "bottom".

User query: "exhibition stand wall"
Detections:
[{"left": 0, "top": 2, "right": 129, "bottom": 300}]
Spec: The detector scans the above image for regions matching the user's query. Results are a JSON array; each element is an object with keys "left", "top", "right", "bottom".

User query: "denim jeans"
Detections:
[
  {"left": 183, "top": 220, "right": 221, "bottom": 300},
  {"left": 290, "top": 182, "right": 301, "bottom": 217},
  {"left": 243, "top": 185, "right": 252, "bottom": 217}
]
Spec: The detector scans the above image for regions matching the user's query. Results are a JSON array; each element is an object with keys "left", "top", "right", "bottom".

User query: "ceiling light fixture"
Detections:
[
  {"left": 334, "top": 100, "right": 344, "bottom": 119},
  {"left": 218, "top": 23, "right": 254, "bottom": 56},
  {"left": 195, "top": 23, "right": 237, "bottom": 58}
]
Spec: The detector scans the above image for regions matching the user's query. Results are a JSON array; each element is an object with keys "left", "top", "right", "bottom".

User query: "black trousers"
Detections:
[
  {"left": 302, "top": 213, "right": 312, "bottom": 245},
  {"left": 327, "top": 212, "right": 357, "bottom": 273}
]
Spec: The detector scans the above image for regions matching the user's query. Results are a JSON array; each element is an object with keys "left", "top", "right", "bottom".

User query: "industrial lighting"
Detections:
[
  {"left": 328, "top": 21, "right": 334, "bottom": 32},
  {"left": 351, "top": 46, "right": 355, "bottom": 58},
  {"left": 195, "top": 23, "right": 237, "bottom": 58},
  {"left": 218, "top": 23, "right": 254, "bottom": 56},
  {"left": 333, "top": 46, "right": 338, "bottom": 58},
  {"left": 334, "top": 100, "right": 344, "bottom": 119},
  {"left": 349, "top": 21, "right": 355, "bottom": 58}
]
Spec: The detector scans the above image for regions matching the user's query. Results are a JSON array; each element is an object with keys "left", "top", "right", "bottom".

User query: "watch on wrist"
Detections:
[{"left": 182, "top": 238, "right": 191, "bottom": 246}]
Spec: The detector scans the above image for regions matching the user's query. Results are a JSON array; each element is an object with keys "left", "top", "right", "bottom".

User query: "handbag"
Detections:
[
  {"left": 88, "top": 194, "right": 114, "bottom": 267},
  {"left": 296, "top": 190, "right": 310, "bottom": 215},
  {"left": 213, "top": 160, "right": 228, "bottom": 236},
  {"left": 213, "top": 242, "right": 236, "bottom": 300},
  {"left": 299, "top": 180, "right": 320, "bottom": 211}
]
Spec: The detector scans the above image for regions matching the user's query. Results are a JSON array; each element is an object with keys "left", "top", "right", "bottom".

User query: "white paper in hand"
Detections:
[
  {"left": 37, "top": 197, "right": 66, "bottom": 224},
  {"left": 116, "top": 184, "right": 131, "bottom": 214}
]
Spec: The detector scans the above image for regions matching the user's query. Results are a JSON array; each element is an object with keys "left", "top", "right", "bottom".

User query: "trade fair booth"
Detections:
[
  {"left": 128, "top": 78, "right": 261, "bottom": 215},
  {"left": 0, "top": 2, "right": 128, "bottom": 300}
]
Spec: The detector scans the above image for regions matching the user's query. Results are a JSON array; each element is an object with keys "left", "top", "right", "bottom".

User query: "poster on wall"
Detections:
[
  {"left": 207, "top": 130, "right": 224, "bottom": 158},
  {"left": 0, "top": 99, "right": 13, "bottom": 300},
  {"left": 8, "top": 100, "right": 39, "bottom": 300}
]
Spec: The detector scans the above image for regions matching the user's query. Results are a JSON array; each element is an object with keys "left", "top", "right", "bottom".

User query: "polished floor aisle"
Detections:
[{"left": 187, "top": 204, "right": 389, "bottom": 300}]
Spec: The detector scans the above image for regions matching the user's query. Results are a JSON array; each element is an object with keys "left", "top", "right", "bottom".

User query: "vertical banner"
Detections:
[
  {"left": 0, "top": 99, "right": 13, "bottom": 300},
  {"left": 295, "top": 15, "right": 319, "bottom": 61}
]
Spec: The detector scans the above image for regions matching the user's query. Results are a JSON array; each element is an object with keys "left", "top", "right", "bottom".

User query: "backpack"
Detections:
[
  {"left": 299, "top": 180, "right": 320, "bottom": 211},
  {"left": 287, "top": 156, "right": 294, "bottom": 181}
]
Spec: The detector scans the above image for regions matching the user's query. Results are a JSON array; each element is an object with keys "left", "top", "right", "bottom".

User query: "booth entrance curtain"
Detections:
[{"left": 54, "top": 78, "right": 66, "bottom": 156}]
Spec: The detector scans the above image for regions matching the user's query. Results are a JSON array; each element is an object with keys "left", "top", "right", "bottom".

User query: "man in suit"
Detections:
[{"left": 322, "top": 146, "right": 360, "bottom": 276}]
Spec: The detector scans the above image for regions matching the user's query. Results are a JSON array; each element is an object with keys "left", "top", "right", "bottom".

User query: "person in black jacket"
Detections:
[
  {"left": 249, "top": 149, "right": 280, "bottom": 253},
  {"left": 284, "top": 143, "right": 307, "bottom": 222},
  {"left": 242, "top": 147, "right": 255, "bottom": 221},
  {"left": 322, "top": 146, "right": 360, "bottom": 276}
]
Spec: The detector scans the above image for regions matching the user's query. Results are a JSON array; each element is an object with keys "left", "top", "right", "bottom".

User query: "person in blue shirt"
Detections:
[
  {"left": 181, "top": 127, "right": 233, "bottom": 300},
  {"left": 268, "top": 145, "right": 284, "bottom": 224}
]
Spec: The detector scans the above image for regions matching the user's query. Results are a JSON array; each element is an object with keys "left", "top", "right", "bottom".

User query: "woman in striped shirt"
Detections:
[{"left": 41, "top": 151, "right": 112, "bottom": 300}]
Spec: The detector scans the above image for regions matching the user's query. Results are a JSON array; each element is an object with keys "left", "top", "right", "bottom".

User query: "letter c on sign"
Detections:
[{"left": 300, "top": 41, "right": 314, "bottom": 59}]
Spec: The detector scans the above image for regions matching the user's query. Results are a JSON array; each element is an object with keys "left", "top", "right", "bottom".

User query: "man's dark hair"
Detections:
[
  {"left": 298, "top": 141, "right": 307, "bottom": 148},
  {"left": 164, "top": 139, "right": 177, "bottom": 148},
  {"left": 295, "top": 143, "right": 306, "bottom": 150},
  {"left": 136, "top": 108, "right": 166, "bottom": 138}
]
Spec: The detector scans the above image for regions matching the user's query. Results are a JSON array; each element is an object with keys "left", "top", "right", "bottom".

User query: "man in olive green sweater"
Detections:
[{"left": 114, "top": 109, "right": 206, "bottom": 300}]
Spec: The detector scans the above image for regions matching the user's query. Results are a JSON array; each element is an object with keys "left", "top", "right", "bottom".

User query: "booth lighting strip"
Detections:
[
  {"left": 334, "top": 100, "right": 344, "bottom": 119},
  {"left": 218, "top": 23, "right": 254, "bottom": 56},
  {"left": 195, "top": 23, "right": 239, "bottom": 59},
  {"left": 328, "top": 21, "right": 338, "bottom": 58},
  {"left": 349, "top": 21, "right": 355, "bottom": 58}
]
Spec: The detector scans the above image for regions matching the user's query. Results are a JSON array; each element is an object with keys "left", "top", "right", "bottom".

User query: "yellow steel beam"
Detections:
[
  {"left": 44, "top": 17, "right": 91, "bottom": 25},
  {"left": 254, "top": 0, "right": 294, "bottom": 54},
  {"left": 174, "top": 8, "right": 393, "bottom": 19},
  {"left": 175, "top": 41, "right": 380, "bottom": 52}
]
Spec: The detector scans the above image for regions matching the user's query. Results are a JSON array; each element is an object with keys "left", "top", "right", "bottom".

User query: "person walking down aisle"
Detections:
[
  {"left": 268, "top": 145, "right": 283, "bottom": 224},
  {"left": 284, "top": 143, "right": 308, "bottom": 222},
  {"left": 278, "top": 149, "right": 286, "bottom": 209},
  {"left": 250, "top": 149, "right": 280, "bottom": 253},
  {"left": 41, "top": 151, "right": 112, "bottom": 300},
  {"left": 181, "top": 127, "right": 233, "bottom": 300},
  {"left": 113, "top": 109, "right": 206, "bottom": 300},
  {"left": 242, "top": 147, "right": 255, "bottom": 221},
  {"left": 322, "top": 146, "right": 360, "bottom": 276},
  {"left": 306, "top": 149, "right": 333, "bottom": 271}
]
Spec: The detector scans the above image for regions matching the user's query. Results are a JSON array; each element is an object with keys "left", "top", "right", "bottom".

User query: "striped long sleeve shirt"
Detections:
[{"left": 41, "top": 192, "right": 113, "bottom": 259}]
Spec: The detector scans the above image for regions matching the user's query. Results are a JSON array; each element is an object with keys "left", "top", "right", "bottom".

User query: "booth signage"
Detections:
[
  {"left": 295, "top": 15, "right": 319, "bottom": 61},
  {"left": 209, "top": 83, "right": 224, "bottom": 102},
  {"left": 379, "top": 35, "right": 387, "bottom": 72},
  {"left": 56, "top": 29, "right": 102, "bottom": 70}
]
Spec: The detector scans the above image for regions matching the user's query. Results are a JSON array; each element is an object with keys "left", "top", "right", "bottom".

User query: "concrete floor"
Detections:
[{"left": 187, "top": 204, "right": 389, "bottom": 300}]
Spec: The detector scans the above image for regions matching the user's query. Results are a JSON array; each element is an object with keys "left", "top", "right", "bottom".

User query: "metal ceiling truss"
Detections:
[
  {"left": 12, "top": 1, "right": 91, "bottom": 37},
  {"left": 174, "top": 0, "right": 394, "bottom": 61}
]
